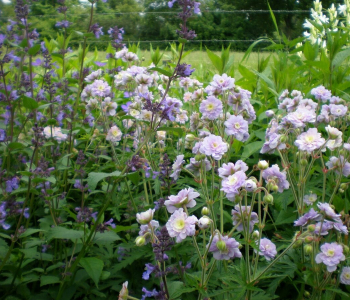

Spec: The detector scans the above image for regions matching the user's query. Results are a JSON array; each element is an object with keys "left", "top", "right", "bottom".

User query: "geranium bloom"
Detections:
[
  {"left": 262, "top": 164, "right": 289, "bottom": 193},
  {"left": 165, "top": 188, "right": 200, "bottom": 213},
  {"left": 317, "top": 202, "right": 341, "bottom": 221},
  {"left": 231, "top": 205, "right": 258, "bottom": 232},
  {"left": 90, "top": 80, "right": 111, "bottom": 98},
  {"left": 218, "top": 161, "right": 248, "bottom": 178},
  {"left": 224, "top": 115, "right": 249, "bottom": 142},
  {"left": 294, "top": 208, "right": 320, "bottom": 226},
  {"left": 294, "top": 128, "right": 325, "bottom": 153},
  {"left": 326, "top": 156, "right": 350, "bottom": 177},
  {"left": 207, "top": 234, "right": 242, "bottom": 260},
  {"left": 166, "top": 208, "right": 198, "bottom": 243},
  {"left": 257, "top": 238, "right": 277, "bottom": 261},
  {"left": 210, "top": 74, "right": 235, "bottom": 92},
  {"left": 170, "top": 155, "right": 185, "bottom": 181},
  {"left": 315, "top": 242, "right": 345, "bottom": 272},
  {"left": 199, "top": 96, "right": 223, "bottom": 120},
  {"left": 311, "top": 85, "right": 332, "bottom": 102},
  {"left": 221, "top": 171, "right": 247, "bottom": 200},
  {"left": 43, "top": 126, "right": 68, "bottom": 143},
  {"left": 185, "top": 157, "right": 212, "bottom": 177},
  {"left": 102, "top": 97, "right": 117, "bottom": 116},
  {"left": 340, "top": 267, "right": 350, "bottom": 285},
  {"left": 304, "top": 193, "right": 317, "bottom": 205},
  {"left": 136, "top": 209, "right": 155, "bottom": 225},
  {"left": 199, "top": 135, "right": 228, "bottom": 160},
  {"left": 106, "top": 125, "right": 122, "bottom": 143}
]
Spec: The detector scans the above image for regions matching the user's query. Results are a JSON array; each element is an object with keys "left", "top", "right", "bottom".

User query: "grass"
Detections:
[{"left": 97, "top": 50, "right": 273, "bottom": 81}]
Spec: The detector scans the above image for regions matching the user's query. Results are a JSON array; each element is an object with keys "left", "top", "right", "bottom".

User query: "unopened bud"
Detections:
[
  {"left": 194, "top": 154, "right": 206, "bottom": 161},
  {"left": 339, "top": 188, "right": 345, "bottom": 193},
  {"left": 252, "top": 230, "right": 260, "bottom": 240},
  {"left": 304, "top": 244, "right": 313, "bottom": 255},
  {"left": 234, "top": 194, "right": 241, "bottom": 203},
  {"left": 118, "top": 281, "right": 129, "bottom": 300},
  {"left": 265, "top": 110, "right": 275, "bottom": 118},
  {"left": 185, "top": 134, "right": 196, "bottom": 142},
  {"left": 271, "top": 185, "right": 279, "bottom": 192},
  {"left": 304, "top": 291, "right": 310, "bottom": 298},
  {"left": 201, "top": 207, "right": 210, "bottom": 216},
  {"left": 307, "top": 224, "right": 316, "bottom": 232},
  {"left": 293, "top": 239, "right": 303, "bottom": 248},
  {"left": 280, "top": 135, "right": 288, "bottom": 143},
  {"left": 216, "top": 240, "right": 227, "bottom": 252},
  {"left": 244, "top": 179, "right": 257, "bottom": 192},
  {"left": 304, "top": 236, "right": 313, "bottom": 244},
  {"left": 340, "top": 183, "right": 348, "bottom": 190},
  {"left": 263, "top": 194, "right": 274, "bottom": 204},
  {"left": 343, "top": 245, "right": 350, "bottom": 254},
  {"left": 300, "top": 159, "right": 308, "bottom": 166},
  {"left": 135, "top": 236, "right": 146, "bottom": 246},
  {"left": 258, "top": 160, "right": 269, "bottom": 170},
  {"left": 198, "top": 216, "right": 212, "bottom": 229}
]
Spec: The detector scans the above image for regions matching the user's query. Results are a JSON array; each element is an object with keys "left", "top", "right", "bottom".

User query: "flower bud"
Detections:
[
  {"left": 216, "top": 240, "right": 227, "bottom": 252},
  {"left": 263, "top": 194, "right": 274, "bottom": 204},
  {"left": 118, "top": 281, "right": 129, "bottom": 300},
  {"left": 201, "top": 206, "right": 210, "bottom": 216},
  {"left": 136, "top": 209, "right": 154, "bottom": 225},
  {"left": 304, "top": 244, "right": 313, "bottom": 255},
  {"left": 252, "top": 230, "right": 260, "bottom": 240},
  {"left": 307, "top": 224, "right": 316, "bottom": 232},
  {"left": 339, "top": 188, "right": 345, "bottom": 193},
  {"left": 339, "top": 149, "right": 347, "bottom": 156},
  {"left": 304, "top": 236, "right": 313, "bottom": 244},
  {"left": 185, "top": 134, "right": 196, "bottom": 142},
  {"left": 271, "top": 185, "right": 279, "bottom": 193},
  {"left": 194, "top": 154, "right": 206, "bottom": 161},
  {"left": 280, "top": 135, "right": 288, "bottom": 143},
  {"left": 293, "top": 239, "right": 303, "bottom": 248},
  {"left": 258, "top": 160, "right": 269, "bottom": 170},
  {"left": 244, "top": 179, "right": 257, "bottom": 192},
  {"left": 265, "top": 110, "right": 275, "bottom": 118},
  {"left": 300, "top": 159, "right": 308, "bottom": 166},
  {"left": 340, "top": 183, "right": 348, "bottom": 190},
  {"left": 343, "top": 245, "right": 350, "bottom": 254},
  {"left": 135, "top": 236, "right": 146, "bottom": 246},
  {"left": 198, "top": 216, "right": 212, "bottom": 229}
]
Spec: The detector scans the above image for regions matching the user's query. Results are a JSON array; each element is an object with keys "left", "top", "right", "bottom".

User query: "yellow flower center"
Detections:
[
  {"left": 228, "top": 175, "right": 237, "bottom": 185},
  {"left": 207, "top": 103, "right": 214, "bottom": 111},
  {"left": 212, "top": 142, "right": 218, "bottom": 148},
  {"left": 305, "top": 136, "right": 314, "bottom": 143},
  {"left": 326, "top": 249, "right": 335, "bottom": 257},
  {"left": 234, "top": 123, "right": 241, "bottom": 129},
  {"left": 112, "top": 129, "right": 120, "bottom": 137},
  {"left": 345, "top": 273, "right": 350, "bottom": 279},
  {"left": 174, "top": 219, "right": 185, "bottom": 230}
]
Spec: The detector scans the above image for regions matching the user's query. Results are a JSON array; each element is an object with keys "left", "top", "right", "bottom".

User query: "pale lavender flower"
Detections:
[
  {"left": 340, "top": 267, "right": 350, "bottom": 285},
  {"left": 207, "top": 234, "right": 242, "bottom": 260},
  {"left": 329, "top": 104, "right": 347, "bottom": 117},
  {"left": 314, "top": 220, "right": 334, "bottom": 235},
  {"left": 139, "top": 220, "right": 160, "bottom": 242},
  {"left": 265, "top": 110, "right": 275, "bottom": 117},
  {"left": 210, "top": 74, "right": 235, "bottom": 92},
  {"left": 231, "top": 205, "right": 258, "bottom": 232},
  {"left": 244, "top": 179, "right": 257, "bottom": 192},
  {"left": 165, "top": 188, "right": 200, "bottom": 213},
  {"left": 304, "top": 193, "right": 317, "bottom": 205},
  {"left": 311, "top": 85, "right": 332, "bottom": 102},
  {"left": 294, "top": 208, "right": 320, "bottom": 226},
  {"left": 315, "top": 242, "right": 345, "bottom": 272},
  {"left": 90, "top": 80, "right": 111, "bottom": 98},
  {"left": 102, "top": 97, "right": 117, "bottom": 116},
  {"left": 333, "top": 221, "right": 348, "bottom": 235},
  {"left": 221, "top": 171, "right": 247, "bottom": 200},
  {"left": 199, "top": 96, "right": 223, "bottom": 120},
  {"left": 170, "top": 155, "right": 185, "bottom": 181},
  {"left": 224, "top": 115, "right": 249, "bottom": 142},
  {"left": 294, "top": 128, "right": 325, "bottom": 153},
  {"left": 262, "top": 164, "right": 289, "bottom": 193},
  {"left": 326, "top": 156, "right": 350, "bottom": 177},
  {"left": 261, "top": 133, "right": 286, "bottom": 154},
  {"left": 218, "top": 161, "right": 248, "bottom": 178},
  {"left": 185, "top": 157, "right": 212, "bottom": 176},
  {"left": 257, "top": 238, "right": 277, "bottom": 261},
  {"left": 106, "top": 125, "right": 122, "bottom": 143},
  {"left": 317, "top": 203, "right": 341, "bottom": 221},
  {"left": 281, "top": 108, "right": 316, "bottom": 128},
  {"left": 166, "top": 208, "right": 198, "bottom": 243},
  {"left": 199, "top": 134, "right": 228, "bottom": 160}
]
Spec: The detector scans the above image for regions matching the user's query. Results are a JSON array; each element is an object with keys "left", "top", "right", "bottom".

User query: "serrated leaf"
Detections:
[
  {"left": 28, "top": 44, "right": 41, "bottom": 56},
  {"left": 47, "top": 226, "right": 84, "bottom": 240},
  {"left": 93, "top": 231, "right": 120, "bottom": 244},
  {"left": 242, "top": 141, "right": 264, "bottom": 160},
  {"left": 80, "top": 257, "right": 104, "bottom": 287},
  {"left": 7, "top": 142, "right": 25, "bottom": 150},
  {"left": 206, "top": 47, "right": 223, "bottom": 74},
  {"left": 20, "top": 229, "right": 45, "bottom": 238},
  {"left": 149, "top": 67, "right": 172, "bottom": 77},
  {"left": 87, "top": 170, "right": 122, "bottom": 191}
]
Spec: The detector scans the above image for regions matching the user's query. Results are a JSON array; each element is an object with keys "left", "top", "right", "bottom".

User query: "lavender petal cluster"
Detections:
[
  {"left": 315, "top": 242, "right": 345, "bottom": 272},
  {"left": 262, "top": 164, "right": 290, "bottom": 193},
  {"left": 232, "top": 205, "right": 258, "bottom": 232},
  {"left": 207, "top": 234, "right": 242, "bottom": 260}
]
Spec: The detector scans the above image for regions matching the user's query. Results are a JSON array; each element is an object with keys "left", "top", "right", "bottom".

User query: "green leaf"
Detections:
[
  {"left": 303, "top": 41, "right": 318, "bottom": 61},
  {"left": 206, "top": 47, "right": 223, "bottom": 74},
  {"left": 332, "top": 47, "right": 350, "bottom": 68},
  {"left": 167, "top": 281, "right": 196, "bottom": 299},
  {"left": 268, "top": 2, "right": 280, "bottom": 40},
  {"left": 80, "top": 257, "right": 104, "bottom": 288},
  {"left": 93, "top": 231, "right": 120, "bottom": 244},
  {"left": 149, "top": 67, "right": 172, "bottom": 77},
  {"left": 20, "top": 229, "right": 45, "bottom": 238},
  {"left": 22, "top": 95, "right": 39, "bottom": 110},
  {"left": 275, "top": 207, "right": 297, "bottom": 225},
  {"left": 87, "top": 170, "right": 122, "bottom": 191},
  {"left": 40, "top": 275, "right": 60, "bottom": 287},
  {"left": 28, "top": 44, "right": 41, "bottom": 56},
  {"left": 178, "top": 38, "right": 187, "bottom": 44},
  {"left": 242, "top": 141, "right": 264, "bottom": 160},
  {"left": 7, "top": 142, "right": 25, "bottom": 150},
  {"left": 47, "top": 227, "right": 84, "bottom": 240}
]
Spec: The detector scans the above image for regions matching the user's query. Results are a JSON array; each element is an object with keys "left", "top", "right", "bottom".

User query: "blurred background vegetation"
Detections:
[{"left": 0, "top": 0, "right": 343, "bottom": 51}]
